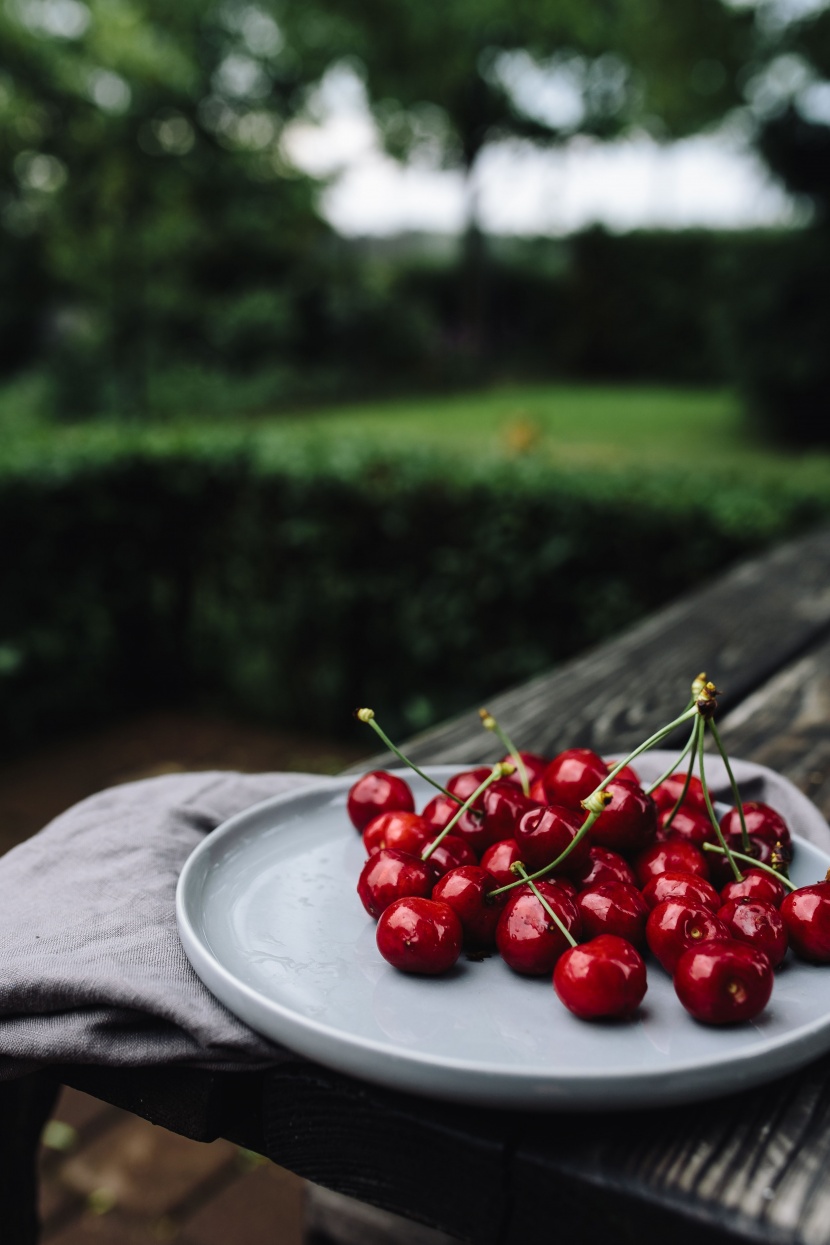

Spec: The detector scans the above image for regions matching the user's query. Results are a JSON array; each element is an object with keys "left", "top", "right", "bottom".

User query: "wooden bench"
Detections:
[{"left": 5, "top": 524, "right": 830, "bottom": 1245}]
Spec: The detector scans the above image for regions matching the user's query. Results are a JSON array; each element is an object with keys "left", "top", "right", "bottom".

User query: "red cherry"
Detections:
[
  {"left": 651, "top": 772, "right": 707, "bottom": 815},
  {"left": 645, "top": 899, "right": 730, "bottom": 974},
  {"left": 500, "top": 751, "right": 548, "bottom": 788},
  {"left": 421, "top": 794, "right": 491, "bottom": 856},
  {"left": 553, "top": 934, "right": 648, "bottom": 1020},
  {"left": 590, "top": 779, "right": 657, "bottom": 856},
  {"left": 481, "top": 781, "right": 541, "bottom": 842},
  {"left": 641, "top": 871, "right": 721, "bottom": 913},
  {"left": 479, "top": 838, "right": 523, "bottom": 887},
  {"left": 529, "top": 777, "right": 547, "bottom": 803},
  {"left": 357, "top": 849, "right": 437, "bottom": 920},
  {"left": 720, "top": 802, "right": 792, "bottom": 853},
  {"left": 707, "top": 832, "right": 791, "bottom": 889},
  {"left": 541, "top": 748, "right": 607, "bottom": 811},
  {"left": 432, "top": 865, "right": 506, "bottom": 949},
  {"left": 376, "top": 897, "right": 463, "bottom": 974},
  {"left": 446, "top": 767, "right": 493, "bottom": 810},
  {"left": 717, "top": 898, "right": 788, "bottom": 967},
  {"left": 635, "top": 840, "right": 709, "bottom": 887},
  {"left": 362, "top": 811, "right": 431, "bottom": 857},
  {"left": 576, "top": 882, "right": 649, "bottom": 949},
  {"left": 674, "top": 939, "right": 774, "bottom": 1024},
  {"left": 515, "top": 804, "right": 589, "bottom": 873},
  {"left": 424, "top": 834, "right": 478, "bottom": 878},
  {"left": 347, "top": 771, "right": 415, "bottom": 832},
  {"left": 657, "top": 807, "right": 718, "bottom": 849},
  {"left": 781, "top": 880, "right": 830, "bottom": 962},
  {"left": 495, "top": 882, "right": 582, "bottom": 976},
  {"left": 568, "top": 846, "right": 637, "bottom": 891},
  {"left": 605, "top": 760, "right": 641, "bottom": 787},
  {"left": 720, "top": 869, "right": 788, "bottom": 908}
]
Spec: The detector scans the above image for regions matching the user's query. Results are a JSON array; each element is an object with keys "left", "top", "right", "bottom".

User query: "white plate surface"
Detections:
[{"left": 176, "top": 767, "right": 830, "bottom": 1110}]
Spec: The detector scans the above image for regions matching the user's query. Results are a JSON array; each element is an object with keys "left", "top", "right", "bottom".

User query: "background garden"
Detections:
[{"left": 3, "top": 0, "right": 830, "bottom": 754}]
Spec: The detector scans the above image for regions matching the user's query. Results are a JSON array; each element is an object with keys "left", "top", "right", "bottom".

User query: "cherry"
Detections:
[
  {"left": 674, "top": 939, "right": 774, "bottom": 1024},
  {"left": 347, "top": 771, "right": 415, "bottom": 832},
  {"left": 529, "top": 777, "right": 548, "bottom": 803},
  {"left": 657, "top": 807, "right": 718, "bottom": 849},
  {"left": 646, "top": 899, "right": 730, "bottom": 974},
  {"left": 362, "top": 811, "right": 431, "bottom": 857},
  {"left": 357, "top": 849, "right": 438, "bottom": 920},
  {"left": 481, "top": 781, "right": 541, "bottom": 841},
  {"left": 553, "top": 934, "right": 648, "bottom": 1020},
  {"left": 635, "top": 840, "right": 709, "bottom": 887},
  {"left": 605, "top": 760, "right": 641, "bottom": 787},
  {"left": 720, "top": 868, "right": 788, "bottom": 908},
  {"left": 717, "top": 898, "right": 788, "bottom": 967},
  {"left": 479, "top": 838, "right": 523, "bottom": 887},
  {"left": 421, "top": 794, "right": 493, "bottom": 856},
  {"left": 651, "top": 772, "right": 707, "bottom": 815},
  {"left": 495, "top": 881, "right": 582, "bottom": 976},
  {"left": 781, "top": 879, "right": 830, "bottom": 962},
  {"left": 432, "top": 865, "right": 506, "bottom": 949},
  {"left": 568, "top": 846, "right": 638, "bottom": 892},
  {"left": 641, "top": 871, "right": 721, "bottom": 913},
  {"left": 707, "top": 832, "right": 792, "bottom": 889},
  {"left": 446, "top": 767, "right": 493, "bottom": 810},
  {"left": 720, "top": 802, "right": 792, "bottom": 853},
  {"left": 542, "top": 748, "right": 607, "bottom": 811},
  {"left": 576, "top": 882, "right": 649, "bottom": 949},
  {"left": 376, "top": 897, "right": 463, "bottom": 975},
  {"left": 590, "top": 779, "right": 657, "bottom": 856},
  {"left": 500, "top": 751, "right": 548, "bottom": 788},
  {"left": 424, "top": 835, "right": 478, "bottom": 878},
  {"left": 515, "top": 804, "right": 589, "bottom": 873}
]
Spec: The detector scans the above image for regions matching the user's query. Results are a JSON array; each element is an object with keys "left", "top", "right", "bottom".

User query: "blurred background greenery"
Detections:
[{"left": 3, "top": 0, "right": 830, "bottom": 752}]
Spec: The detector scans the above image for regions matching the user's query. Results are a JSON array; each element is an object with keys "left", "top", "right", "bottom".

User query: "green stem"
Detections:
[
  {"left": 697, "top": 724, "right": 743, "bottom": 883},
  {"left": 513, "top": 864, "right": 578, "bottom": 947},
  {"left": 645, "top": 721, "right": 698, "bottom": 795},
  {"left": 422, "top": 765, "right": 507, "bottom": 861},
  {"left": 490, "top": 809, "right": 602, "bottom": 897},
  {"left": 360, "top": 714, "right": 462, "bottom": 804},
  {"left": 662, "top": 717, "right": 701, "bottom": 829},
  {"left": 594, "top": 706, "right": 697, "bottom": 795},
  {"left": 702, "top": 844, "right": 797, "bottom": 891},
  {"left": 707, "top": 719, "right": 750, "bottom": 853},
  {"left": 481, "top": 710, "right": 529, "bottom": 796}
]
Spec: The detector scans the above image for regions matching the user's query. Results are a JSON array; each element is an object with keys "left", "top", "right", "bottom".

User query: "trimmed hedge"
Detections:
[{"left": 2, "top": 432, "right": 830, "bottom": 750}]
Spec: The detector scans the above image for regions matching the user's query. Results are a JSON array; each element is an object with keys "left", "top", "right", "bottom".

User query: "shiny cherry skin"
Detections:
[
  {"left": 421, "top": 794, "right": 492, "bottom": 856},
  {"left": 479, "top": 838, "right": 523, "bottom": 886},
  {"left": 707, "top": 832, "right": 792, "bottom": 889},
  {"left": 605, "top": 760, "right": 641, "bottom": 787},
  {"left": 576, "top": 882, "right": 649, "bottom": 949},
  {"left": 553, "top": 934, "right": 648, "bottom": 1020},
  {"left": 347, "top": 771, "right": 415, "bottom": 832},
  {"left": 501, "top": 752, "right": 548, "bottom": 788},
  {"left": 376, "top": 897, "right": 463, "bottom": 975},
  {"left": 530, "top": 777, "right": 548, "bottom": 803},
  {"left": 363, "top": 811, "right": 431, "bottom": 857},
  {"left": 720, "top": 802, "right": 792, "bottom": 852},
  {"left": 590, "top": 779, "right": 657, "bottom": 856},
  {"left": 641, "top": 870, "right": 720, "bottom": 913},
  {"left": 446, "top": 767, "right": 493, "bottom": 810},
  {"left": 646, "top": 899, "right": 730, "bottom": 974},
  {"left": 781, "top": 881, "right": 830, "bottom": 962},
  {"left": 720, "top": 868, "right": 788, "bottom": 908},
  {"left": 357, "top": 849, "right": 438, "bottom": 920},
  {"left": 424, "top": 835, "right": 477, "bottom": 878},
  {"left": 568, "top": 846, "right": 638, "bottom": 892},
  {"left": 432, "top": 865, "right": 506, "bottom": 949},
  {"left": 717, "top": 898, "right": 788, "bottom": 967},
  {"left": 674, "top": 938, "right": 774, "bottom": 1024},
  {"left": 542, "top": 748, "right": 607, "bottom": 811},
  {"left": 651, "top": 772, "right": 707, "bottom": 815},
  {"left": 515, "top": 804, "right": 590, "bottom": 873},
  {"left": 657, "top": 807, "right": 718, "bottom": 849},
  {"left": 496, "top": 882, "right": 582, "bottom": 976},
  {"left": 635, "top": 840, "right": 709, "bottom": 887},
  {"left": 482, "top": 781, "right": 541, "bottom": 842}
]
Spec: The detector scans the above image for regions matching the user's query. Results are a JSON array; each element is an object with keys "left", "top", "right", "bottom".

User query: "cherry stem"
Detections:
[
  {"left": 707, "top": 719, "right": 751, "bottom": 853},
  {"left": 645, "top": 720, "right": 698, "bottom": 796},
  {"left": 357, "top": 711, "right": 462, "bottom": 805},
  {"left": 661, "top": 717, "right": 701, "bottom": 829},
  {"left": 513, "top": 863, "right": 578, "bottom": 948},
  {"left": 479, "top": 709, "right": 530, "bottom": 796},
  {"left": 593, "top": 706, "right": 698, "bottom": 796},
  {"left": 702, "top": 844, "right": 797, "bottom": 891},
  {"left": 421, "top": 764, "right": 511, "bottom": 861},
  {"left": 697, "top": 723, "right": 743, "bottom": 882}
]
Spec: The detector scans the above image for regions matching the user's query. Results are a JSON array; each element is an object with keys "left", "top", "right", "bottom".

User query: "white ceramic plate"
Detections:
[{"left": 176, "top": 767, "right": 830, "bottom": 1110}]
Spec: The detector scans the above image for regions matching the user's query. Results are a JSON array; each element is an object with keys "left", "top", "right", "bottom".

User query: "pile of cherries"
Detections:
[{"left": 348, "top": 715, "right": 830, "bottom": 1025}]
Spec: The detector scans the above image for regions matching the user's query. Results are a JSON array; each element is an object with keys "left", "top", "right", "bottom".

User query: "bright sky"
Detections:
[{"left": 284, "top": 65, "right": 802, "bottom": 237}]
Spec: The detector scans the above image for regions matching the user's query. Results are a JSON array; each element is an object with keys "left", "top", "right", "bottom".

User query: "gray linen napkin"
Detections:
[{"left": 0, "top": 756, "right": 827, "bottom": 1081}]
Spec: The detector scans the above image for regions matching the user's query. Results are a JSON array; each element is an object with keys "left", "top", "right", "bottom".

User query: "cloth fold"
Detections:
[{"left": 0, "top": 754, "right": 826, "bottom": 1081}]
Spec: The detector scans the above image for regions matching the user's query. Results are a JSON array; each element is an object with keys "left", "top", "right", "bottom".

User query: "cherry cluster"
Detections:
[{"left": 348, "top": 696, "right": 830, "bottom": 1025}]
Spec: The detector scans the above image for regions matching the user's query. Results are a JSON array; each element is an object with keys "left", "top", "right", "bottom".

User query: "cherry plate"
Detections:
[{"left": 176, "top": 766, "right": 830, "bottom": 1110}]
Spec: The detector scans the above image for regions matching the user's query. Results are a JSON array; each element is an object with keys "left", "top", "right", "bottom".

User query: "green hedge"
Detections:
[{"left": 2, "top": 432, "right": 829, "bottom": 750}]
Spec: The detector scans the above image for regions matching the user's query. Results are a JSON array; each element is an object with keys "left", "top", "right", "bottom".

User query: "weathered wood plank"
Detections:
[{"left": 353, "top": 526, "right": 830, "bottom": 769}]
